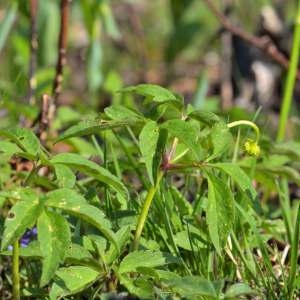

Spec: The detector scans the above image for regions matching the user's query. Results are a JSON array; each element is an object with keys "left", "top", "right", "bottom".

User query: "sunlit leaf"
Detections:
[
  {"left": 118, "top": 250, "right": 179, "bottom": 274},
  {"left": 38, "top": 210, "right": 71, "bottom": 286},
  {"left": 161, "top": 119, "right": 200, "bottom": 159},
  {"left": 49, "top": 266, "right": 100, "bottom": 300},
  {"left": 0, "top": 127, "right": 40, "bottom": 156},
  {"left": 206, "top": 173, "right": 235, "bottom": 254},
  {"left": 45, "top": 188, "right": 118, "bottom": 250},
  {"left": 51, "top": 153, "right": 128, "bottom": 199},
  {"left": 139, "top": 120, "right": 159, "bottom": 185},
  {"left": 164, "top": 276, "right": 217, "bottom": 298},
  {"left": 54, "top": 164, "right": 76, "bottom": 188},
  {"left": 1, "top": 189, "right": 43, "bottom": 250},
  {"left": 120, "top": 84, "right": 182, "bottom": 106}
]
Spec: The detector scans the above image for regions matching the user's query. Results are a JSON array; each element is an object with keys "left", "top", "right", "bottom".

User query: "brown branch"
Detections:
[
  {"left": 202, "top": 0, "right": 300, "bottom": 80},
  {"left": 28, "top": 0, "right": 39, "bottom": 105},
  {"left": 38, "top": 94, "right": 55, "bottom": 142},
  {"left": 36, "top": 0, "right": 70, "bottom": 140},
  {"left": 52, "top": 0, "right": 70, "bottom": 101}
]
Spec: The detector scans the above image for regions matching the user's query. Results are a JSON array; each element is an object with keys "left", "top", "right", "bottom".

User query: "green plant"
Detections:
[{"left": 1, "top": 83, "right": 298, "bottom": 299}]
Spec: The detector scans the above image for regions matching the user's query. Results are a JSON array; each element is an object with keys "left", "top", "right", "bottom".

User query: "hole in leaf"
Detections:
[{"left": 8, "top": 212, "right": 15, "bottom": 219}]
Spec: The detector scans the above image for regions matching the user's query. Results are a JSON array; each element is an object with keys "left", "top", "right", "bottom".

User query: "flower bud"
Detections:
[{"left": 244, "top": 139, "right": 260, "bottom": 157}]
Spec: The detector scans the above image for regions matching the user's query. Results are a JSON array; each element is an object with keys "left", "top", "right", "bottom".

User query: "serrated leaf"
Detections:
[
  {"left": 0, "top": 128, "right": 40, "bottom": 156},
  {"left": 225, "top": 283, "right": 257, "bottom": 298},
  {"left": 139, "top": 120, "right": 159, "bottom": 185},
  {"left": 118, "top": 250, "right": 179, "bottom": 274},
  {"left": 209, "top": 122, "right": 232, "bottom": 160},
  {"left": 163, "top": 276, "right": 217, "bottom": 298},
  {"left": 54, "top": 164, "right": 76, "bottom": 188},
  {"left": 161, "top": 119, "right": 200, "bottom": 158},
  {"left": 170, "top": 186, "right": 193, "bottom": 216},
  {"left": 45, "top": 189, "right": 118, "bottom": 251},
  {"left": 49, "top": 266, "right": 100, "bottom": 300},
  {"left": 65, "top": 243, "right": 93, "bottom": 262},
  {"left": 206, "top": 174, "right": 235, "bottom": 254},
  {"left": 188, "top": 110, "right": 220, "bottom": 126},
  {"left": 51, "top": 153, "right": 128, "bottom": 199},
  {"left": 211, "top": 163, "right": 257, "bottom": 200},
  {"left": 1, "top": 189, "right": 43, "bottom": 250},
  {"left": 38, "top": 210, "right": 71, "bottom": 286},
  {"left": 55, "top": 118, "right": 138, "bottom": 143},
  {"left": 121, "top": 84, "right": 182, "bottom": 106},
  {"left": 119, "top": 274, "right": 153, "bottom": 299},
  {"left": 106, "top": 225, "right": 131, "bottom": 264},
  {"left": 105, "top": 105, "right": 143, "bottom": 121}
]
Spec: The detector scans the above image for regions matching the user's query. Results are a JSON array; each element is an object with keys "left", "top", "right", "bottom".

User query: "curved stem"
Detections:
[
  {"left": 227, "top": 120, "right": 260, "bottom": 142},
  {"left": 132, "top": 171, "right": 164, "bottom": 250},
  {"left": 12, "top": 240, "right": 20, "bottom": 300}
]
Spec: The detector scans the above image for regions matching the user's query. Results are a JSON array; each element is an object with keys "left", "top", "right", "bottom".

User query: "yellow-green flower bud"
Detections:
[{"left": 244, "top": 139, "right": 260, "bottom": 157}]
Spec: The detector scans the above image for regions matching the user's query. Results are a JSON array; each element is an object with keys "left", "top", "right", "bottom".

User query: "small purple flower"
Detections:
[{"left": 7, "top": 227, "right": 37, "bottom": 250}]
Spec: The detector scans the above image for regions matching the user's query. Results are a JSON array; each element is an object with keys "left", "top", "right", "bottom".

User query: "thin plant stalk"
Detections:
[
  {"left": 132, "top": 171, "right": 164, "bottom": 250},
  {"left": 277, "top": 1, "right": 300, "bottom": 142},
  {"left": 288, "top": 204, "right": 300, "bottom": 299},
  {"left": 28, "top": 0, "right": 38, "bottom": 105},
  {"left": 12, "top": 240, "right": 20, "bottom": 300}
]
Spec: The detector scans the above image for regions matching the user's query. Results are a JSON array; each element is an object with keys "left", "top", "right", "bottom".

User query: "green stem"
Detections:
[
  {"left": 277, "top": 1, "right": 300, "bottom": 142},
  {"left": 132, "top": 171, "right": 164, "bottom": 250},
  {"left": 12, "top": 240, "right": 20, "bottom": 300},
  {"left": 227, "top": 120, "right": 260, "bottom": 142}
]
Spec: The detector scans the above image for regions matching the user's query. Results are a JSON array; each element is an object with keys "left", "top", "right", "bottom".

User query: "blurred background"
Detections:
[{"left": 0, "top": 0, "right": 299, "bottom": 138}]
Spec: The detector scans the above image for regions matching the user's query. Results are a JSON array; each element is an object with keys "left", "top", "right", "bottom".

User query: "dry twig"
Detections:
[
  {"left": 202, "top": 0, "right": 300, "bottom": 80},
  {"left": 52, "top": 0, "right": 71, "bottom": 100},
  {"left": 37, "top": 0, "right": 71, "bottom": 140}
]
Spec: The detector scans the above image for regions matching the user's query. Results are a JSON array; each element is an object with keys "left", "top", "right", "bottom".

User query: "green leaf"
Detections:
[
  {"left": 49, "top": 266, "right": 100, "bottom": 300},
  {"left": 1, "top": 240, "right": 42, "bottom": 258},
  {"left": 119, "top": 274, "right": 154, "bottom": 299},
  {"left": 209, "top": 122, "right": 232, "bottom": 160},
  {"left": 170, "top": 186, "right": 193, "bottom": 216},
  {"left": 45, "top": 189, "right": 118, "bottom": 251},
  {"left": 211, "top": 163, "right": 257, "bottom": 200},
  {"left": 105, "top": 105, "right": 143, "bottom": 121},
  {"left": 0, "top": 128, "right": 40, "bottom": 156},
  {"left": 1, "top": 189, "right": 43, "bottom": 250},
  {"left": 37, "top": 210, "right": 71, "bottom": 286},
  {"left": 139, "top": 120, "right": 159, "bottom": 185},
  {"left": 54, "top": 164, "right": 76, "bottom": 188},
  {"left": 106, "top": 225, "right": 131, "bottom": 264},
  {"left": 65, "top": 243, "right": 93, "bottom": 263},
  {"left": 225, "top": 283, "right": 257, "bottom": 298},
  {"left": 120, "top": 84, "right": 182, "bottom": 106},
  {"left": 55, "top": 118, "right": 138, "bottom": 143},
  {"left": 51, "top": 153, "right": 128, "bottom": 199},
  {"left": 161, "top": 119, "right": 200, "bottom": 158},
  {"left": 164, "top": 276, "right": 217, "bottom": 298},
  {"left": 118, "top": 250, "right": 178, "bottom": 274},
  {"left": 188, "top": 110, "right": 220, "bottom": 126},
  {"left": 0, "top": 141, "right": 22, "bottom": 156},
  {"left": 152, "top": 128, "right": 168, "bottom": 183},
  {"left": 206, "top": 173, "right": 235, "bottom": 254}
]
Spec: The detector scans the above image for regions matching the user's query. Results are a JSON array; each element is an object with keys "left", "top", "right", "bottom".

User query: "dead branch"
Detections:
[
  {"left": 202, "top": 0, "right": 300, "bottom": 80},
  {"left": 52, "top": 0, "right": 71, "bottom": 101}
]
